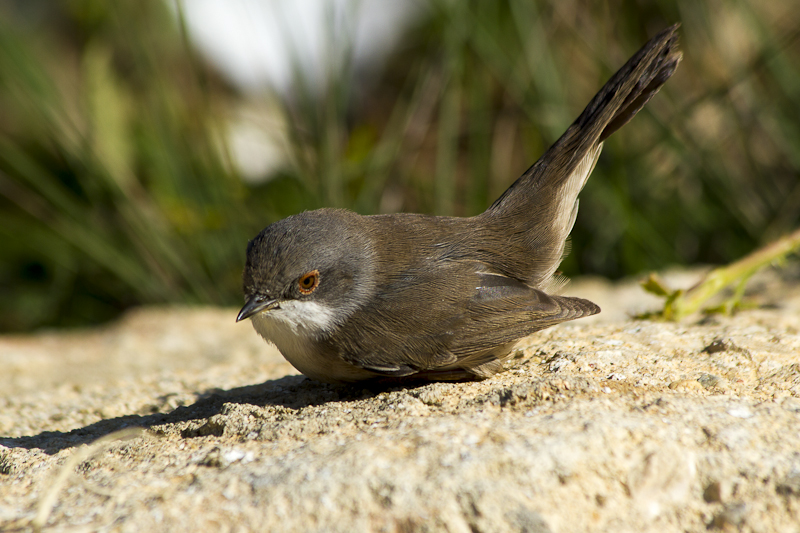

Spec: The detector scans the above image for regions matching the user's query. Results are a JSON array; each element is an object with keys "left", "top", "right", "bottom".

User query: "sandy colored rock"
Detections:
[{"left": 1, "top": 267, "right": 800, "bottom": 532}]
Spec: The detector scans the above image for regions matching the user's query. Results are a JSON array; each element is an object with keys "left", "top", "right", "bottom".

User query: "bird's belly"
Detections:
[{"left": 250, "top": 313, "right": 374, "bottom": 383}]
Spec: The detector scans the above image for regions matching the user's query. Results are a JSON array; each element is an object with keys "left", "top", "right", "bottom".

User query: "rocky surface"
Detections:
[{"left": 1, "top": 267, "right": 800, "bottom": 532}]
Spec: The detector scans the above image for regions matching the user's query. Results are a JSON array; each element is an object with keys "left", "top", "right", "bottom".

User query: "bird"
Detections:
[{"left": 237, "top": 25, "right": 682, "bottom": 383}]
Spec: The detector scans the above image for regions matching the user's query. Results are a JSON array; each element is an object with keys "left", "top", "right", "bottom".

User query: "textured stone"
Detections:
[{"left": 1, "top": 267, "right": 800, "bottom": 532}]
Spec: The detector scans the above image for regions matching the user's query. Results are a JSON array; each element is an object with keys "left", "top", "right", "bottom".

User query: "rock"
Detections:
[
  {"left": 1, "top": 267, "right": 800, "bottom": 531},
  {"left": 711, "top": 502, "right": 748, "bottom": 529},
  {"left": 776, "top": 471, "right": 800, "bottom": 497}
]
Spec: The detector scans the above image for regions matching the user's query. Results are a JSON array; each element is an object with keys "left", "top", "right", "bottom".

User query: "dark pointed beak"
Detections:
[{"left": 236, "top": 295, "right": 279, "bottom": 322}]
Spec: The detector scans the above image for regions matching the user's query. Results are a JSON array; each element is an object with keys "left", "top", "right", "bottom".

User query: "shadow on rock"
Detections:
[{"left": 0, "top": 374, "right": 440, "bottom": 455}]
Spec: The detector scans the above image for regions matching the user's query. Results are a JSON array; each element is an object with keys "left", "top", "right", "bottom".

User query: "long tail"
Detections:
[{"left": 480, "top": 24, "right": 682, "bottom": 289}]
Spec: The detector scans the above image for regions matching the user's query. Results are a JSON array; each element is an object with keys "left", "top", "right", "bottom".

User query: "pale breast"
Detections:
[{"left": 249, "top": 301, "right": 375, "bottom": 383}]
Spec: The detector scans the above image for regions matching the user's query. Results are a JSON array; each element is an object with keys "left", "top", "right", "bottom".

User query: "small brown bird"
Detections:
[{"left": 238, "top": 25, "right": 682, "bottom": 383}]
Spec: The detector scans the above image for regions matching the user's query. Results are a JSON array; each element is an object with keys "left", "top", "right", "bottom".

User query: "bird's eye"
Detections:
[{"left": 298, "top": 270, "right": 320, "bottom": 295}]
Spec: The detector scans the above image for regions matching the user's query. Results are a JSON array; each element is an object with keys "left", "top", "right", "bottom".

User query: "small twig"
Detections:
[
  {"left": 640, "top": 228, "right": 800, "bottom": 321},
  {"left": 30, "top": 427, "right": 145, "bottom": 531}
]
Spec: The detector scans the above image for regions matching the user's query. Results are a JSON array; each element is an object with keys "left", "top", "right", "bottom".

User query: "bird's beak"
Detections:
[{"left": 236, "top": 296, "right": 280, "bottom": 322}]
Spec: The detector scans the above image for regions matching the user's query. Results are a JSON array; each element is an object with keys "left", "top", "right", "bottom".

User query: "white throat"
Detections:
[
  {"left": 248, "top": 293, "right": 379, "bottom": 384},
  {"left": 253, "top": 299, "right": 337, "bottom": 337},
  {"left": 250, "top": 299, "right": 338, "bottom": 378}
]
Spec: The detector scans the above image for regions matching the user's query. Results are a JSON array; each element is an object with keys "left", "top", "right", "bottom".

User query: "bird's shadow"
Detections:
[{"left": 0, "top": 375, "right": 437, "bottom": 455}]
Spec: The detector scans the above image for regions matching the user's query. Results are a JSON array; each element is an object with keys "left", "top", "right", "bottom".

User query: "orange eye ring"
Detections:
[{"left": 298, "top": 270, "right": 320, "bottom": 295}]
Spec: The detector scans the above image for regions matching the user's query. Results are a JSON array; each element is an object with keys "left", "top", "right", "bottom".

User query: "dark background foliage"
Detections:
[{"left": 0, "top": 0, "right": 798, "bottom": 331}]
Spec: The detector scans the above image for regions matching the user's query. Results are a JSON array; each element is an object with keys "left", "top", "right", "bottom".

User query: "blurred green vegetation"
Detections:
[{"left": 0, "top": 0, "right": 798, "bottom": 332}]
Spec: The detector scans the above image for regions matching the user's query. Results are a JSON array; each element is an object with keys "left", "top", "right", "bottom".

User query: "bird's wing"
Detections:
[
  {"left": 329, "top": 263, "right": 598, "bottom": 377},
  {"left": 328, "top": 260, "right": 468, "bottom": 376},
  {"left": 446, "top": 271, "right": 599, "bottom": 373}
]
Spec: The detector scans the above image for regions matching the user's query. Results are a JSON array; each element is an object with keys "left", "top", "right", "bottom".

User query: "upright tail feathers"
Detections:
[{"left": 481, "top": 25, "right": 682, "bottom": 290}]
